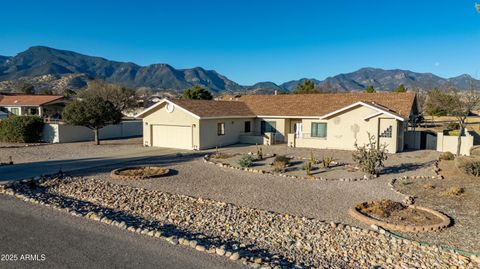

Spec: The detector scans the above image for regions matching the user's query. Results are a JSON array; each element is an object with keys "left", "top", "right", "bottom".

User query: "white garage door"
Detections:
[{"left": 151, "top": 125, "right": 192, "bottom": 149}]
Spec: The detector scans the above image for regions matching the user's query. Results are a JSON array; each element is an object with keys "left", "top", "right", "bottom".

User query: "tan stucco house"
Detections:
[
  {"left": 0, "top": 94, "right": 66, "bottom": 119},
  {"left": 136, "top": 92, "right": 418, "bottom": 153}
]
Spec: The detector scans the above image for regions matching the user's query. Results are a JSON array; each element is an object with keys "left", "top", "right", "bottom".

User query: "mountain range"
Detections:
[{"left": 0, "top": 46, "right": 478, "bottom": 94}]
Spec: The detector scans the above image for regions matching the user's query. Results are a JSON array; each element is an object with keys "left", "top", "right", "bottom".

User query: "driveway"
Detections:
[
  {"left": 0, "top": 146, "right": 185, "bottom": 182},
  {"left": 0, "top": 194, "right": 246, "bottom": 269}
]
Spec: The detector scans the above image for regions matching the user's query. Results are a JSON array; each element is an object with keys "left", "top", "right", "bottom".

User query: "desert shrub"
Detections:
[
  {"left": 456, "top": 156, "right": 480, "bottom": 177},
  {"left": 302, "top": 161, "right": 312, "bottom": 176},
  {"left": 446, "top": 122, "right": 460, "bottom": 131},
  {"left": 320, "top": 155, "right": 334, "bottom": 168},
  {"left": 309, "top": 151, "right": 317, "bottom": 164},
  {"left": 357, "top": 200, "right": 405, "bottom": 218},
  {"left": 0, "top": 116, "right": 44, "bottom": 143},
  {"left": 352, "top": 133, "right": 388, "bottom": 175},
  {"left": 256, "top": 144, "right": 263, "bottom": 160},
  {"left": 445, "top": 186, "right": 464, "bottom": 196},
  {"left": 446, "top": 130, "right": 460, "bottom": 136},
  {"left": 238, "top": 155, "right": 254, "bottom": 168},
  {"left": 438, "top": 151, "right": 455, "bottom": 161},
  {"left": 272, "top": 155, "right": 290, "bottom": 172}
]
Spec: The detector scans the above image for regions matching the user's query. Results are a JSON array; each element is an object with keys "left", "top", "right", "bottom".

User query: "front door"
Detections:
[{"left": 294, "top": 123, "right": 303, "bottom": 138}]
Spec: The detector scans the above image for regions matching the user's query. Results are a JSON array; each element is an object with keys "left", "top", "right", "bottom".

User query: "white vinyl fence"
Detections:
[{"left": 42, "top": 120, "right": 142, "bottom": 143}]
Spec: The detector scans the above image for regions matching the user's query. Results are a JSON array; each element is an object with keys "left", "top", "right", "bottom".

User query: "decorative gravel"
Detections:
[
  {"left": 2, "top": 177, "right": 478, "bottom": 269},
  {"left": 393, "top": 160, "right": 480, "bottom": 254},
  {"left": 0, "top": 138, "right": 144, "bottom": 164}
]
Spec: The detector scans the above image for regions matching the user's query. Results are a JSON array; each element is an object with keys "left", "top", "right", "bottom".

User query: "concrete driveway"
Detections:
[{"left": 0, "top": 147, "right": 188, "bottom": 182}]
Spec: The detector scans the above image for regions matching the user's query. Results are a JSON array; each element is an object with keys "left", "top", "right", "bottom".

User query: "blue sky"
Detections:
[{"left": 0, "top": 0, "right": 479, "bottom": 85}]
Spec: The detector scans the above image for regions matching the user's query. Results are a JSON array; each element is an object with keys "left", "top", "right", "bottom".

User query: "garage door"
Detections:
[{"left": 151, "top": 125, "right": 192, "bottom": 149}]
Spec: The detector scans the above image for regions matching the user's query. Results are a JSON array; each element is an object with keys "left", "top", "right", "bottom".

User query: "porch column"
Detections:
[{"left": 39, "top": 106, "right": 43, "bottom": 117}]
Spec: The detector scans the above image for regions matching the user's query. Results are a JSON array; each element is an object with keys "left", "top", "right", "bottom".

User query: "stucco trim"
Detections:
[
  {"left": 320, "top": 101, "right": 405, "bottom": 121},
  {"left": 135, "top": 99, "right": 201, "bottom": 119}
]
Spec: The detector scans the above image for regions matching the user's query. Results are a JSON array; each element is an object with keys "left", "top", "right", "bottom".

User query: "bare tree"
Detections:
[
  {"left": 78, "top": 80, "right": 138, "bottom": 113},
  {"left": 424, "top": 81, "right": 480, "bottom": 155}
]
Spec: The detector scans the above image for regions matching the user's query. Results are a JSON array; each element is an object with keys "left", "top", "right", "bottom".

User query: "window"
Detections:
[
  {"left": 10, "top": 108, "right": 20, "bottom": 115},
  {"left": 244, "top": 121, "right": 251, "bottom": 133},
  {"left": 261, "top": 121, "right": 277, "bottom": 134},
  {"left": 217, "top": 122, "right": 225, "bottom": 136},
  {"left": 311, "top": 122, "right": 327, "bottom": 138}
]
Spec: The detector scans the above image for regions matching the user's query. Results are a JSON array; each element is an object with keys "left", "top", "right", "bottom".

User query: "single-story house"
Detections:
[
  {"left": 0, "top": 94, "right": 67, "bottom": 119},
  {"left": 135, "top": 92, "right": 419, "bottom": 153}
]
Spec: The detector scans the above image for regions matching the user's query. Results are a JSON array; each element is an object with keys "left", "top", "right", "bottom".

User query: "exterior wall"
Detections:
[
  {"left": 199, "top": 118, "right": 255, "bottom": 149},
  {"left": 295, "top": 106, "right": 401, "bottom": 153},
  {"left": 254, "top": 118, "right": 288, "bottom": 142},
  {"left": 141, "top": 103, "right": 199, "bottom": 148},
  {"left": 437, "top": 131, "right": 474, "bottom": 156},
  {"left": 42, "top": 121, "right": 142, "bottom": 143}
]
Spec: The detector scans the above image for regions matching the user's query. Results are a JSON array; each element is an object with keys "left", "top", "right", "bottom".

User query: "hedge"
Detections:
[{"left": 0, "top": 116, "right": 44, "bottom": 143}]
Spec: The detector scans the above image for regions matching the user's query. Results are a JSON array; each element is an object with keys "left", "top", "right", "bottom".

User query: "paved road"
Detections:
[
  {"left": 0, "top": 147, "right": 186, "bottom": 182},
  {"left": 0, "top": 194, "right": 246, "bottom": 269}
]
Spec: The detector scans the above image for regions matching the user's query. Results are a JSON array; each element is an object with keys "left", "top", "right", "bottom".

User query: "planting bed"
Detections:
[{"left": 110, "top": 166, "right": 170, "bottom": 180}]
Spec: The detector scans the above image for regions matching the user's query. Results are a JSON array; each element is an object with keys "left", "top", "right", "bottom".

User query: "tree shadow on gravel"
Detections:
[
  {"left": 380, "top": 160, "right": 436, "bottom": 175},
  {"left": 10, "top": 182, "right": 304, "bottom": 269}
]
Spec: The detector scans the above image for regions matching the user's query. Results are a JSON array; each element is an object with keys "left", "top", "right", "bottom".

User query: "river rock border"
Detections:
[
  {"left": 110, "top": 166, "right": 170, "bottom": 180},
  {"left": 203, "top": 154, "right": 374, "bottom": 182},
  {"left": 348, "top": 203, "right": 451, "bottom": 233},
  {"left": 2, "top": 176, "right": 478, "bottom": 268}
]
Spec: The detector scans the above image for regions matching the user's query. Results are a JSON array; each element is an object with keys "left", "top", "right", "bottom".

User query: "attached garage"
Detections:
[{"left": 151, "top": 124, "right": 193, "bottom": 149}]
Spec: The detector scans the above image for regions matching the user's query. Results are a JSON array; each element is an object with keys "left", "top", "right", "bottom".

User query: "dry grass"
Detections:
[
  {"left": 444, "top": 186, "right": 465, "bottom": 197},
  {"left": 357, "top": 199, "right": 406, "bottom": 218},
  {"left": 117, "top": 167, "right": 169, "bottom": 177}
]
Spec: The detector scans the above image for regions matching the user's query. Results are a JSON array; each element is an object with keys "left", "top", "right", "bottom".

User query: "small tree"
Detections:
[
  {"left": 352, "top": 133, "right": 388, "bottom": 175},
  {"left": 293, "top": 80, "right": 317, "bottom": 94},
  {"left": 182, "top": 86, "right": 213, "bottom": 100},
  {"left": 365, "top": 86, "right": 376, "bottom": 93},
  {"left": 78, "top": 80, "right": 138, "bottom": 112},
  {"left": 423, "top": 86, "right": 480, "bottom": 156},
  {"left": 62, "top": 97, "right": 122, "bottom": 145},
  {"left": 394, "top": 84, "right": 407, "bottom": 92}
]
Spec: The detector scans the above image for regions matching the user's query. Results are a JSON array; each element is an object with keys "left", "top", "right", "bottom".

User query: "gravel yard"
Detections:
[
  {"left": 88, "top": 145, "right": 439, "bottom": 228},
  {"left": 0, "top": 138, "right": 144, "bottom": 164},
  {"left": 393, "top": 160, "right": 480, "bottom": 254},
  {"left": 3, "top": 177, "right": 478, "bottom": 269}
]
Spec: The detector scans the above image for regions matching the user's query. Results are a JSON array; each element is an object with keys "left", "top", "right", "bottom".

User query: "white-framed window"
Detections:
[
  {"left": 10, "top": 108, "right": 20, "bottom": 115},
  {"left": 311, "top": 122, "right": 327, "bottom": 138}
]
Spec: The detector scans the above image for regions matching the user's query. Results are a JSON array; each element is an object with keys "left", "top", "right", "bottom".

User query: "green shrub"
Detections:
[
  {"left": 238, "top": 155, "right": 254, "bottom": 168},
  {"left": 0, "top": 116, "right": 44, "bottom": 143},
  {"left": 438, "top": 151, "right": 455, "bottom": 161},
  {"left": 456, "top": 156, "right": 480, "bottom": 177}
]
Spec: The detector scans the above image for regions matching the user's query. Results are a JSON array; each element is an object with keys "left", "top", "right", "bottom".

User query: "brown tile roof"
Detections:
[
  {"left": 238, "top": 92, "right": 417, "bottom": 119},
  {"left": 171, "top": 99, "right": 256, "bottom": 118},
  {"left": 0, "top": 95, "right": 64, "bottom": 106}
]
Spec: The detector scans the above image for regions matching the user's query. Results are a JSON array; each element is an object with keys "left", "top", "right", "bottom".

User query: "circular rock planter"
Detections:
[
  {"left": 349, "top": 200, "right": 450, "bottom": 233},
  {"left": 110, "top": 166, "right": 170, "bottom": 180}
]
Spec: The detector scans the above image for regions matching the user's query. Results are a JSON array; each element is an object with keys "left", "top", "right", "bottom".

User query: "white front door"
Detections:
[{"left": 295, "top": 123, "right": 303, "bottom": 138}]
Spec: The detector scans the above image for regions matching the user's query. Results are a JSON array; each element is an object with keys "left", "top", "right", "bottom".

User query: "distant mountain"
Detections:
[
  {"left": 0, "top": 46, "right": 478, "bottom": 94},
  {"left": 280, "top": 78, "right": 323, "bottom": 92},
  {"left": 0, "top": 46, "right": 242, "bottom": 93}
]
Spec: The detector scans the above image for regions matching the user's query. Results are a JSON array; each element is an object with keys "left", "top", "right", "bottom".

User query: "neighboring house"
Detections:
[
  {"left": 0, "top": 94, "right": 66, "bottom": 119},
  {"left": 136, "top": 92, "right": 419, "bottom": 153},
  {"left": 0, "top": 110, "right": 8, "bottom": 120}
]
